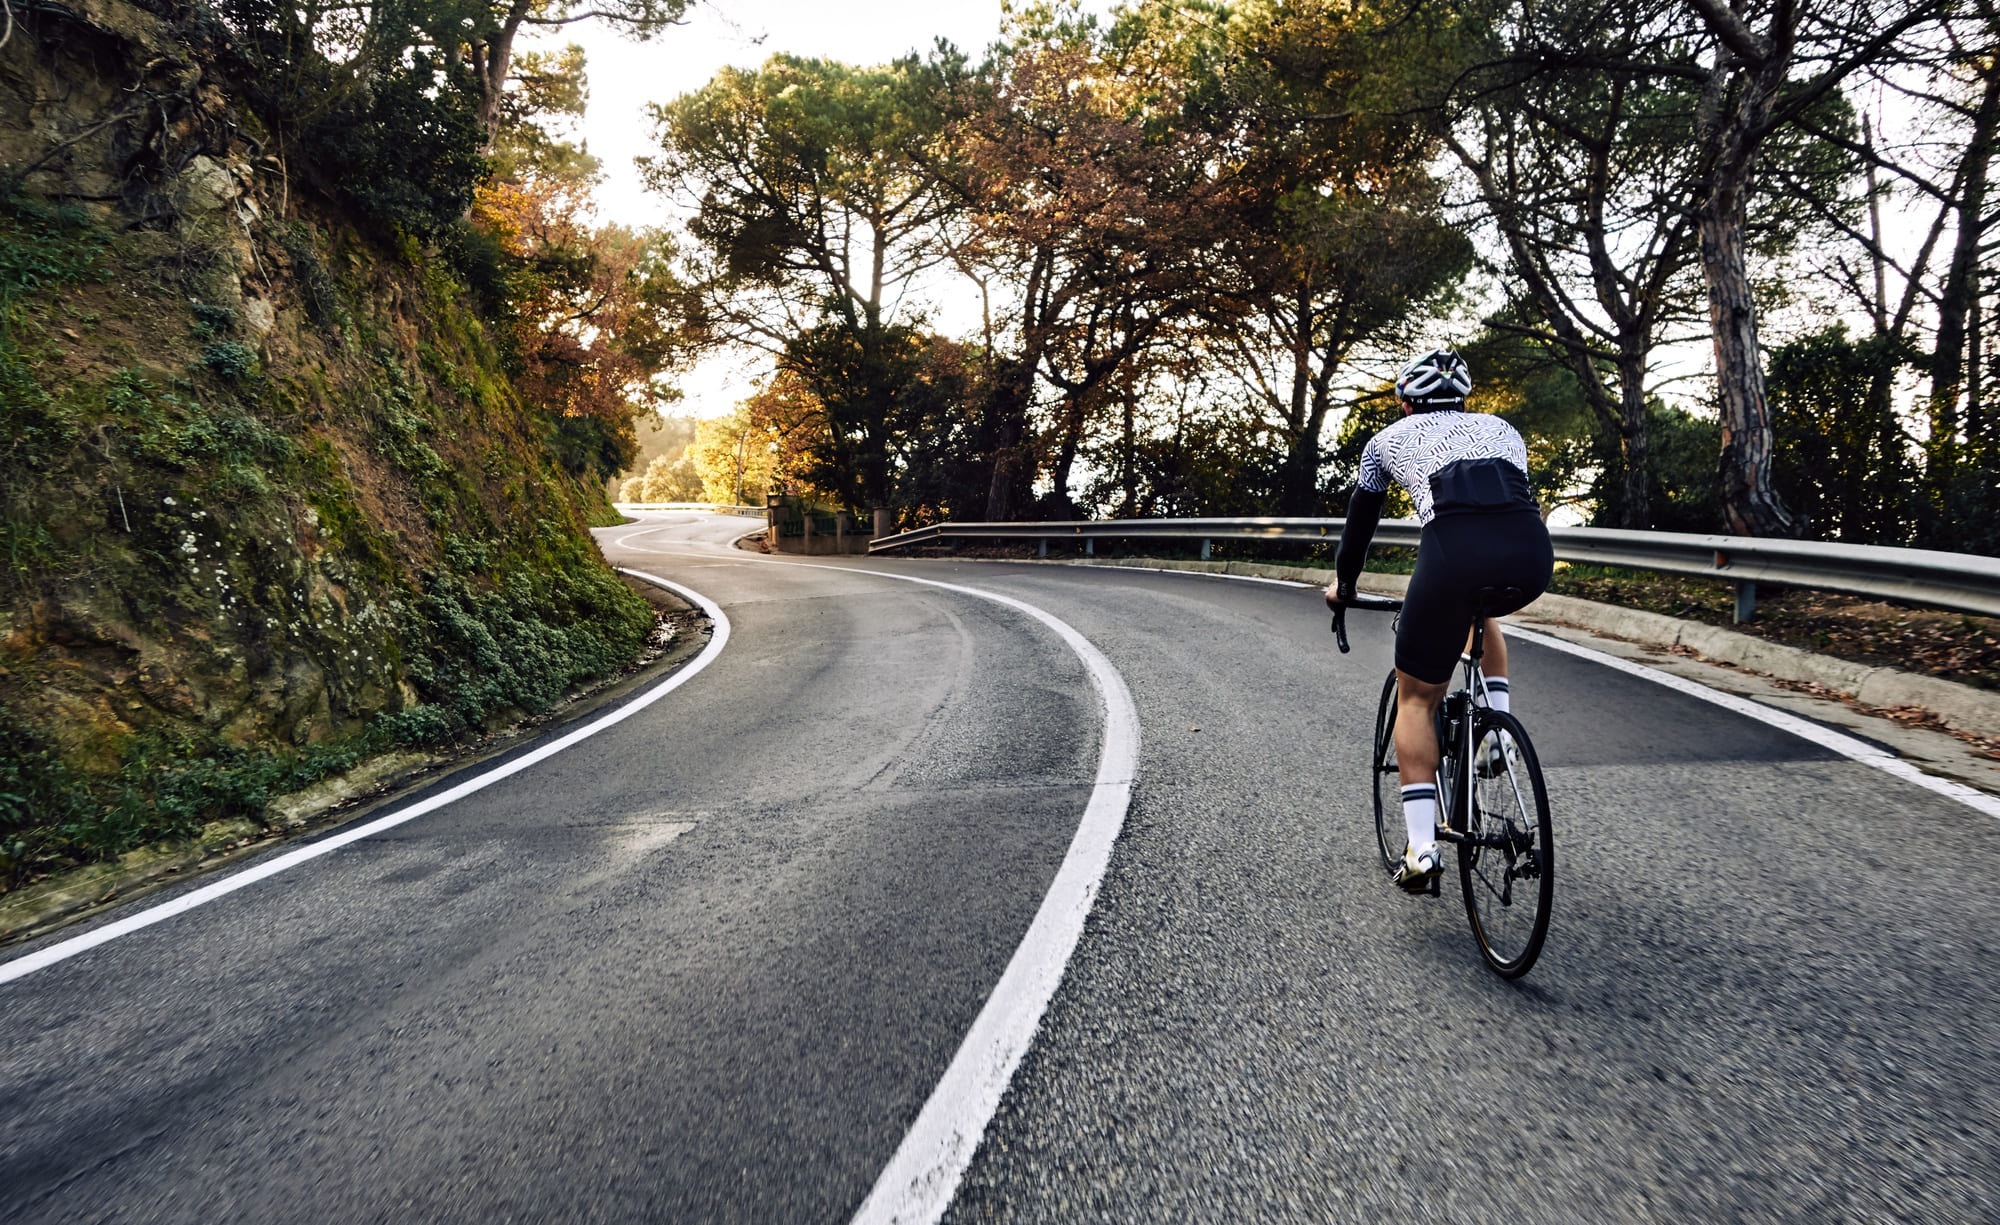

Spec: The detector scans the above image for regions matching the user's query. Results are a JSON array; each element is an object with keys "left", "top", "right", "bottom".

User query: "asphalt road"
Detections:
[{"left": 3, "top": 512, "right": 1995, "bottom": 1222}]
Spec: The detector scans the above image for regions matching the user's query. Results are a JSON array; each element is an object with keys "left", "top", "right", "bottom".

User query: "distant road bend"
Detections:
[{"left": 1, "top": 509, "right": 1996, "bottom": 1223}]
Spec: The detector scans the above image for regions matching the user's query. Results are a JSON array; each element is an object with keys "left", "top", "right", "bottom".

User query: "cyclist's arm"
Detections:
[{"left": 1331, "top": 485, "right": 1386, "bottom": 602}]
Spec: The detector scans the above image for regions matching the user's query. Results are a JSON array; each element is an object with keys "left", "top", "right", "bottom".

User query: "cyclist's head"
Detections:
[{"left": 1395, "top": 349, "right": 1472, "bottom": 412}]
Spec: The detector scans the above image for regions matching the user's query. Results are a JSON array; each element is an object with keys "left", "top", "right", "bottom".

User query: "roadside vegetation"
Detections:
[{"left": 0, "top": 0, "right": 670, "bottom": 889}]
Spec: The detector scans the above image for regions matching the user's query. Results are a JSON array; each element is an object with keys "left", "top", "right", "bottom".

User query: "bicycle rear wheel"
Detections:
[
  {"left": 1369, "top": 670, "right": 1402, "bottom": 873},
  {"left": 1458, "top": 709, "right": 1553, "bottom": 978}
]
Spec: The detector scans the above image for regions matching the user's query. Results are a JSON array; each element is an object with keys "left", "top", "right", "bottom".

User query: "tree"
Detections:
[
  {"left": 469, "top": 43, "right": 686, "bottom": 485},
  {"left": 472, "top": 174, "right": 682, "bottom": 482},
  {"left": 451, "top": 0, "right": 694, "bottom": 143},
  {"left": 685, "top": 374, "right": 834, "bottom": 505},
  {"left": 940, "top": 13, "right": 1245, "bottom": 517},
  {"left": 623, "top": 451, "right": 704, "bottom": 501},
  {"left": 1440, "top": 5, "right": 1710, "bottom": 529},
  {"left": 1765, "top": 325, "right": 1918, "bottom": 543},
  {"left": 1424, "top": 0, "right": 1855, "bottom": 531},
  {"left": 1680, "top": 0, "right": 1949, "bottom": 535},
  {"left": 1216, "top": 0, "right": 1473, "bottom": 516},
  {"left": 648, "top": 53, "right": 961, "bottom": 510}
]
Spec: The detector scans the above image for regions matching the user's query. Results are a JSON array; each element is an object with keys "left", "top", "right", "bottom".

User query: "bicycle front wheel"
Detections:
[
  {"left": 1458, "top": 709, "right": 1554, "bottom": 978},
  {"left": 1369, "top": 670, "right": 1403, "bottom": 874}
]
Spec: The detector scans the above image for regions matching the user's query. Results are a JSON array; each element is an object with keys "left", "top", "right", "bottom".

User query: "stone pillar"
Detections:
[{"left": 873, "top": 506, "right": 893, "bottom": 541}]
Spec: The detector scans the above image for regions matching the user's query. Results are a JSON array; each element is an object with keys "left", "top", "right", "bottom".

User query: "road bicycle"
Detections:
[{"left": 1332, "top": 588, "right": 1555, "bottom": 979}]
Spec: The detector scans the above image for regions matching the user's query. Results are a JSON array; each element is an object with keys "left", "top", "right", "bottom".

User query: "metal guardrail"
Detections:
[
  {"left": 615, "top": 502, "right": 766, "bottom": 516},
  {"left": 867, "top": 516, "right": 2000, "bottom": 620}
]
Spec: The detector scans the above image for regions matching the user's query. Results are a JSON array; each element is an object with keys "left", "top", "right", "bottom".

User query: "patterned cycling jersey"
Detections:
[{"left": 1357, "top": 410, "right": 1531, "bottom": 525}]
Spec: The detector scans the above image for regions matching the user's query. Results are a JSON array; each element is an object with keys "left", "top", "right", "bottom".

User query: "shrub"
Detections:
[{"left": 200, "top": 341, "right": 261, "bottom": 380}]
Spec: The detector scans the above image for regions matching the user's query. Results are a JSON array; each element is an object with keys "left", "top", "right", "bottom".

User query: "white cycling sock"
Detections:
[
  {"left": 1401, "top": 784, "right": 1438, "bottom": 856},
  {"left": 1484, "top": 676, "right": 1511, "bottom": 714}
]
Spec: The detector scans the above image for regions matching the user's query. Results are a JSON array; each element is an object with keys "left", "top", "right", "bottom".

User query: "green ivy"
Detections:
[{"left": 200, "top": 340, "right": 261, "bottom": 380}]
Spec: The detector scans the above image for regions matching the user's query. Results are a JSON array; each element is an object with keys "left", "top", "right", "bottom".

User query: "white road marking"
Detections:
[
  {"left": 821, "top": 568, "right": 1138, "bottom": 1225},
  {"left": 606, "top": 525, "right": 1145, "bottom": 1225},
  {"left": 0, "top": 573, "right": 731, "bottom": 986},
  {"left": 1510, "top": 626, "right": 2000, "bottom": 820},
  {"left": 1104, "top": 566, "right": 1314, "bottom": 588}
]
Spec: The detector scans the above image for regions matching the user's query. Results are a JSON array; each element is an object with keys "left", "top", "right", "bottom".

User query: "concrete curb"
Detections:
[{"left": 1074, "top": 557, "right": 2000, "bottom": 738}]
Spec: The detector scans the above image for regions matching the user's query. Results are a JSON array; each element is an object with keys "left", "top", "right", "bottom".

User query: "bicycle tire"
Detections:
[
  {"left": 1369, "top": 670, "right": 1402, "bottom": 873},
  {"left": 1457, "top": 709, "right": 1554, "bottom": 978}
]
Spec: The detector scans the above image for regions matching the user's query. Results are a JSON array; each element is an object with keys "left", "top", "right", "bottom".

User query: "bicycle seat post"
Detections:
[{"left": 1465, "top": 585, "right": 1524, "bottom": 677}]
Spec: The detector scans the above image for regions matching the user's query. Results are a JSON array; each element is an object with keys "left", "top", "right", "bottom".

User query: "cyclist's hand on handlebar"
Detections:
[{"left": 1323, "top": 581, "right": 1356, "bottom": 612}]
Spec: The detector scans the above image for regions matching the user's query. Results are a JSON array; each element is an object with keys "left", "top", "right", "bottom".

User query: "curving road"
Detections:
[{"left": 1, "top": 511, "right": 1995, "bottom": 1223}]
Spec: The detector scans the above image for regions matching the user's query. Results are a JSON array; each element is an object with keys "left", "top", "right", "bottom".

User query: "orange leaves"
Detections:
[{"left": 471, "top": 173, "right": 670, "bottom": 433}]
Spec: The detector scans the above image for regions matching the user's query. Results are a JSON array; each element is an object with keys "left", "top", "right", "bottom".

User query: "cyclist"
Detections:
[{"left": 1325, "top": 349, "right": 1554, "bottom": 892}]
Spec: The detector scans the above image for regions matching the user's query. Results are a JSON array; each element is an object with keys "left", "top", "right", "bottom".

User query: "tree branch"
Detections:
[
  {"left": 1685, "top": 0, "right": 1770, "bottom": 64},
  {"left": 520, "top": 10, "right": 689, "bottom": 27}
]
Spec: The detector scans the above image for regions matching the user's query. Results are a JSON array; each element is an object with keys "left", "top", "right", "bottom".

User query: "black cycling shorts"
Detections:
[{"left": 1395, "top": 508, "right": 1554, "bottom": 684}]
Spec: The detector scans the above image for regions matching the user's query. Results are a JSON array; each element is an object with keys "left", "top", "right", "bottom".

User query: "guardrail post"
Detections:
[
  {"left": 1085, "top": 538, "right": 1095, "bottom": 557},
  {"left": 1038, "top": 538, "right": 1047, "bottom": 559},
  {"left": 1733, "top": 581, "right": 1757, "bottom": 624},
  {"left": 1201, "top": 538, "right": 1210, "bottom": 561}
]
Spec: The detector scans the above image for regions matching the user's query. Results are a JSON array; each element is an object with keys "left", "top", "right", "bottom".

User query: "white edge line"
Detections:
[
  {"left": 597, "top": 536, "right": 1144, "bottom": 1220},
  {"left": 1510, "top": 625, "right": 2000, "bottom": 820},
  {"left": 0, "top": 571, "right": 731, "bottom": 986},
  {"left": 837, "top": 568, "right": 1140, "bottom": 1225},
  {"left": 1105, "top": 565, "right": 1312, "bottom": 588}
]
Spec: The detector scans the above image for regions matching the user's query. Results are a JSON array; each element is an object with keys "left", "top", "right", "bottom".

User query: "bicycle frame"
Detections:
[
  {"left": 1430, "top": 619, "right": 1527, "bottom": 854},
  {"left": 1444, "top": 618, "right": 1488, "bottom": 835}
]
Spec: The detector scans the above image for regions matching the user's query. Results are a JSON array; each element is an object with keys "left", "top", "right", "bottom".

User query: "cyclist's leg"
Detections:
[
  {"left": 1393, "top": 668, "right": 1448, "bottom": 856},
  {"left": 1480, "top": 618, "right": 1509, "bottom": 700},
  {"left": 1391, "top": 522, "right": 1469, "bottom": 875}
]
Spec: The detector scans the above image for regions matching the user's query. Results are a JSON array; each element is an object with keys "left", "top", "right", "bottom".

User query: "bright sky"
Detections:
[
  {"left": 532, "top": 1, "right": 1122, "bottom": 416},
  {"left": 543, "top": 1, "right": 1009, "bottom": 231}
]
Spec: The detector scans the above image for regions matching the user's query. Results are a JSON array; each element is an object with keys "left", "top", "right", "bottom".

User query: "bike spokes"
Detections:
[{"left": 1458, "top": 712, "right": 1553, "bottom": 978}]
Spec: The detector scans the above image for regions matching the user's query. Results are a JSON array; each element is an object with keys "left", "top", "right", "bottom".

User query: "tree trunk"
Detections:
[
  {"left": 983, "top": 360, "right": 1034, "bottom": 521},
  {"left": 1047, "top": 393, "right": 1089, "bottom": 518},
  {"left": 1119, "top": 388, "right": 1137, "bottom": 517},
  {"left": 1698, "top": 188, "right": 1800, "bottom": 537},
  {"left": 473, "top": 0, "right": 534, "bottom": 144},
  {"left": 1276, "top": 393, "right": 1333, "bottom": 517},
  {"left": 1615, "top": 347, "right": 1652, "bottom": 528},
  {"left": 1927, "top": 67, "right": 2000, "bottom": 484}
]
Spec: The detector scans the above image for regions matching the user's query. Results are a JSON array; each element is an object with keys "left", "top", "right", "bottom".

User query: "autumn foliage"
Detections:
[{"left": 472, "top": 175, "right": 676, "bottom": 481}]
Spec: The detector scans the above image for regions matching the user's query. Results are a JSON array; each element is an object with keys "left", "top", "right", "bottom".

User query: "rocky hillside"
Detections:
[{"left": 0, "top": 0, "right": 653, "bottom": 885}]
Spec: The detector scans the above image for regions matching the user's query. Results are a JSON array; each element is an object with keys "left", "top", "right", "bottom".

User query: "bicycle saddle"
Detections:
[{"left": 1471, "top": 586, "right": 1526, "bottom": 617}]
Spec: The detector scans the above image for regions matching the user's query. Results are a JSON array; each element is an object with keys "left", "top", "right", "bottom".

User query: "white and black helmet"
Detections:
[{"left": 1395, "top": 349, "right": 1473, "bottom": 406}]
